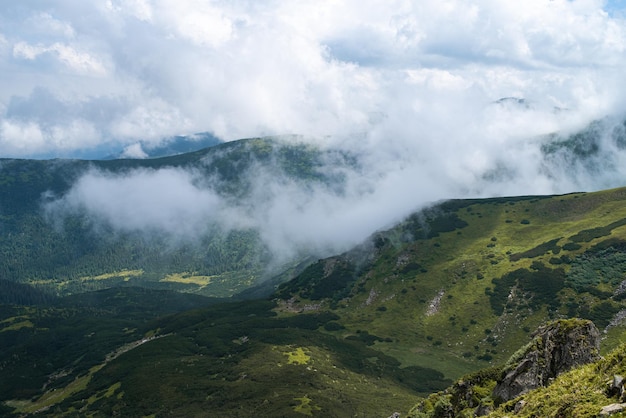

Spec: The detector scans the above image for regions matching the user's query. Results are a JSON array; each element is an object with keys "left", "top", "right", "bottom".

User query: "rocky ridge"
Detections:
[{"left": 408, "top": 318, "right": 601, "bottom": 417}]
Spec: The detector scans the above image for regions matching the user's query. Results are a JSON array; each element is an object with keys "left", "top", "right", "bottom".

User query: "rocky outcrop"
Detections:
[
  {"left": 407, "top": 319, "right": 602, "bottom": 418},
  {"left": 599, "top": 403, "right": 626, "bottom": 416},
  {"left": 493, "top": 319, "right": 600, "bottom": 403}
]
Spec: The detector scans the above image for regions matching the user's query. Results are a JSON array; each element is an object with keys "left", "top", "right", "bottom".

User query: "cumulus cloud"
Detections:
[
  {"left": 13, "top": 41, "right": 108, "bottom": 75},
  {"left": 0, "top": 0, "right": 625, "bottom": 158}
]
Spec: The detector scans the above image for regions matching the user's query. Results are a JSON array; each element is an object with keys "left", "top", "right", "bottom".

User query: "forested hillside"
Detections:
[
  {"left": 4, "top": 186, "right": 626, "bottom": 416},
  {"left": 0, "top": 136, "right": 352, "bottom": 297}
]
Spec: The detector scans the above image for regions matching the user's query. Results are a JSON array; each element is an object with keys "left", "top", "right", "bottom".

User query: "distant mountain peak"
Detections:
[{"left": 107, "top": 132, "right": 222, "bottom": 160}]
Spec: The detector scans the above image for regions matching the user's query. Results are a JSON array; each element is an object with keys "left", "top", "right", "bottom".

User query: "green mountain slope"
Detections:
[
  {"left": 5, "top": 187, "right": 626, "bottom": 416},
  {"left": 2, "top": 115, "right": 626, "bottom": 302},
  {"left": 0, "top": 136, "right": 352, "bottom": 297},
  {"left": 275, "top": 188, "right": 626, "bottom": 377},
  {"left": 0, "top": 286, "right": 219, "bottom": 409}
]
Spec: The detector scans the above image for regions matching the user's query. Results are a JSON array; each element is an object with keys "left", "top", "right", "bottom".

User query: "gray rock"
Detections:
[
  {"left": 514, "top": 399, "right": 526, "bottom": 413},
  {"left": 599, "top": 403, "right": 626, "bottom": 416},
  {"left": 608, "top": 375, "right": 624, "bottom": 399},
  {"left": 474, "top": 404, "right": 492, "bottom": 416},
  {"left": 493, "top": 319, "right": 600, "bottom": 402}
]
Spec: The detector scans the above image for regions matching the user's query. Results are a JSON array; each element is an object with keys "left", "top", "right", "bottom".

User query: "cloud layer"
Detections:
[
  {"left": 45, "top": 113, "right": 626, "bottom": 265},
  {"left": 7, "top": 1, "right": 626, "bottom": 263},
  {"left": 1, "top": 0, "right": 626, "bottom": 158}
]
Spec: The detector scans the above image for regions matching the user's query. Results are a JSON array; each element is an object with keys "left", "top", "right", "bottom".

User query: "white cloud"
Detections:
[
  {"left": 110, "top": 99, "right": 192, "bottom": 140},
  {"left": 157, "top": 0, "right": 234, "bottom": 47},
  {"left": 1, "top": 0, "right": 625, "bottom": 158},
  {"left": 105, "top": 0, "right": 153, "bottom": 22},
  {"left": 26, "top": 12, "right": 76, "bottom": 39},
  {"left": 0, "top": 117, "right": 101, "bottom": 157},
  {"left": 0, "top": 0, "right": 626, "bottom": 152},
  {"left": 13, "top": 41, "right": 108, "bottom": 76},
  {"left": 0, "top": 119, "right": 46, "bottom": 153},
  {"left": 120, "top": 143, "right": 148, "bottom": 159},
  {"left": 6, "top": 0, "right": 626, "bottom": 257},
  {"left": 46, "top": 167, "right": 226, "bottom": 239}
]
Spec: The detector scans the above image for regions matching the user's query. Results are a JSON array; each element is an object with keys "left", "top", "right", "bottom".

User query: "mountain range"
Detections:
[{"left": 3, "top": 123, "right": 626, "bottom": 416}]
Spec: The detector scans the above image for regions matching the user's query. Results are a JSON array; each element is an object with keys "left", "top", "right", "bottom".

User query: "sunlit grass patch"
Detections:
[
  {"left": 160, "top": 272, "right": 215, "bottom": 287},
  {"left": 285, "top": 347, "right": 311, "bottom": 365},
  {"left": 29, "top": 269, "right": 145, "bottom": 294},
  {"left": 80, "top": 269, "right": 144, "bottom": 282},
  {"left": 0, "top": 319, "right": 34, "bottom": 332},
  {"left": 0, "top": 315, "right": 35, "bottom": 332},
  {"left": 87, "top": 381, "right": 122, "bottom": 405},
  {"left": 293, "top": 395, "right": 321, "bottom": 415}
]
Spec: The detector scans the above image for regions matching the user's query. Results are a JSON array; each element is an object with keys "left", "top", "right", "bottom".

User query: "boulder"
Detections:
[
  {"left": 607, "top": 375, "right": 625, "bottom": 399},
  {"left": 493, "top": 319, "right": 600, "bottom": 403},
  {"left": 599, "top": 403, "right": 626, "bottom": 416}
]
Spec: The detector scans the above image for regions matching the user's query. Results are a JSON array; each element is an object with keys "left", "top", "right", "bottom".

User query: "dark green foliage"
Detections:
[
  {"left": 562, "top": 242, "right": 582, "bottom": 251},
  {"left": 0, "top": 403, "right": 15, "bottom": 416},
  {"left": 346, "top": 330, "right": 386, "bottom": 346},
  {"left": 530, "top": 261, "right": 546, "bottom": 270},
  {"left": 569, "top": 218, "right": 626, "bottom": 243},
  {"left": 275, "top": 257, "right": 357, "bottom": 301},
  {"left": 596, "top": 300, "right": 623, "bottom": 329},
  {"left": 566, "top": 246, "right": 626, "bottom": 291},
  {"left": 490, "top": 268, "right": 565, "bottom": 315},
  {"left": 0, "top": 280, "right": 56, "bottom": 305},
  {"left": 323, "top": 321, "right": 345, "bottom": 331},
  {"left": 509, "top": 238, "right": 561, "bottom": 261},
  {"left": 401, "top": 262, "right": 424, "bottom": 274},
  {"left": 37, "top": 298, "right": 450, "bottom": 417},
  {"left": 59, "top": 286, "right": 220, "bottom": 314},
  {"left": 0, "top": 288, "right": 216, "bottom": 401},
  {"left": 403, "top": 209, "right": 468, "bottom": 241},
  {"left": 425, "top": 213, "right": 469, "bottom": 238},
  {"left": 590, "top": 238, "right": 626, "bottom": 252},
  {"left": 578, "top": 301, "right": 621, "bottom": 330}
]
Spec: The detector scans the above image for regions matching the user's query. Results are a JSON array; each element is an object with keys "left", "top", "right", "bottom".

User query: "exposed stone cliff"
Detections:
[
  {"left": 408, "top": 318, "right": 601, "bottom": 417},
  {"left": 493, "top": 318, "right": 600, "bottom": 403}
]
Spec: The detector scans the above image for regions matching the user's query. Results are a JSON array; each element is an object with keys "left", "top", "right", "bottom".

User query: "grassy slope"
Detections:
[
  {"left": 276, "top": 188, "right": 626, "bottom": 379},
  {"left": 6, "top": 300, "right": 438, "bottom": 417},
  {"left": 0, "top": 288, "right": 219, "bottom": 406},
  {"left": 5, "top": 187, "right": 626, "bottom": 416}
]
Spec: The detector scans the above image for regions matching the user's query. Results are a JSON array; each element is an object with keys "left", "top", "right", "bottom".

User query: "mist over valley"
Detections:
[{"left": 4, "top": 1, "right": 626, "bottom": 416}]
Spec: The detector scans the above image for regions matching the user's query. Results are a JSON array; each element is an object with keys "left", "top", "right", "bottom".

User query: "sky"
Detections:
[
  {"left": 5, "top": 0, "right": 626, "bottom": 262},
  {"left": 1, "top": 0, "right": 626, "bottom": 159}
]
